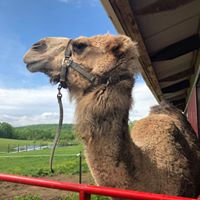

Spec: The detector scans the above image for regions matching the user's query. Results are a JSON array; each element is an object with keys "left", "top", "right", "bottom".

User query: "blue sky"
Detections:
[
  {"left": 0, "top": 0, "right": 157, "bottom": 126},
  {"left": 0, "top": 0, "right": 116, "bottom": 88}
]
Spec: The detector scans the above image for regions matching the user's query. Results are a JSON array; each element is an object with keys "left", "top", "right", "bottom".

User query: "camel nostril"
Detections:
[{"left": 32, "top": 40, "right": 47, "bottom": 52}]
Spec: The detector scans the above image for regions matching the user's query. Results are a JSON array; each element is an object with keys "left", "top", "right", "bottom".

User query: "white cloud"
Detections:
[
  {"left": 0, "top": 80, "right": 157, "bottom": 127},
  {"left": 1, "top": 112, "right": 59, "bottom": 127},
  {"left": 0, "top": 86, "right": 75, "bottom": 127},
  {"left": 129, "top": 81, "right": 158, "bottom": 121}
]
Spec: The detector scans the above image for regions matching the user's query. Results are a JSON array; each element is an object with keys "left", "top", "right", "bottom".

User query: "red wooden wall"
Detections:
[{"left": 187, "top": 87, "right": 199, "bottom": 136}]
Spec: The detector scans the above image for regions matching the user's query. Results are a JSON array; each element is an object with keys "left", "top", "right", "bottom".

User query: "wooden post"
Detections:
[
  {"left": 8, "top": 145, "right": 10, "bottom": 153},
  {"left": 79, "top": 151, "right": 82, "bottom": 184}
]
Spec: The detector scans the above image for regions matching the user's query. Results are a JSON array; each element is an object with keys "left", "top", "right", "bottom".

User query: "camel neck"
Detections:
[
  {"left": 75, "top": 83, "right": 133, "bottom": 143},
  {"left": 74, "top": 82, "right": 139, "bottom": 188}
]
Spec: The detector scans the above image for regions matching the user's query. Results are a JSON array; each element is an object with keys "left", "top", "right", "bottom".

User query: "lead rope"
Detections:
[{"left": 50, "top": 83, "right": 64, "bottom": 173}]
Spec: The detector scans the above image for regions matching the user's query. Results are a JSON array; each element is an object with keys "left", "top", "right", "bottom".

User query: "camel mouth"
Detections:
[{"left": 25, "top": 60, "right": 46, "bottom": 73}]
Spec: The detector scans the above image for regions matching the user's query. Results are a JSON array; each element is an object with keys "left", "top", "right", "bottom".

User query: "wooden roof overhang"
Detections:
[{"left": 101, "top": 0, "right": 200, "bottom": 111}]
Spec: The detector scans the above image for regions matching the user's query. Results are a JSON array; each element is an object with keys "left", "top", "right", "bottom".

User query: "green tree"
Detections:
[{"left": 0, "top": 122, "right": 14, "bottom": 138}]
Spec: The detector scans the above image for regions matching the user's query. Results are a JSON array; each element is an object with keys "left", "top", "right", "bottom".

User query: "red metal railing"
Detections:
[{"left": 0, "top": 173, "right": 198, "bottom": 200}]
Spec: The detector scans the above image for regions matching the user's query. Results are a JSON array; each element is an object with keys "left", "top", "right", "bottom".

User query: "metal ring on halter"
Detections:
[{"left": 62, "top": 57, "right": 73, "bottom": 67}]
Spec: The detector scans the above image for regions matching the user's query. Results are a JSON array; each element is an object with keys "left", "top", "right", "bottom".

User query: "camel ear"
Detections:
[
  {"left": 106, "top": 36, "right": 123, "bottom": 57},
  {"left": 111, "top": 40, "right": 124, "bottom": 57},
  {"left": 108, "top": 35, "right": 139, "bottom": 57}
]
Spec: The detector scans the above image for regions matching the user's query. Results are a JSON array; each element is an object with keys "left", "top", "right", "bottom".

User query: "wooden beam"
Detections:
[
  {"left": 132, "top": 0, "right": 195, "bottom": 15},
  {"left": 196, "top": 84, "right": 200, "bottom": 134},
  {"left": 162, "top": 80, "right": 190, "bottom": 93},
  {"left": 159, "top": 68, "right": 194, "bottom": 82},
  {"left": 101, "top": 0, "right": 163, "bottom": 102},
  {"left": 171, "top": 97, "right": 186, "bottom": 111},
  {"left": 100, "top": 0, "right": 125, "bottom": 34},
  {"left": 172, "top": 98, "right": 186, "bottom": 106},
  {"left": 184, "top": 32, "right": 200, "bottom": 112},
  {"left": 165, "top": 93, "right": 186, "bottom": 102},
  {"left": 176, "top": 104, "right": 185, "bottom": 111},
  {"left": 197, "top": 76, "right": 200, "bottom": 87},
  {"left": 151, "top": 34, "right": 200, "bottom": 61}
]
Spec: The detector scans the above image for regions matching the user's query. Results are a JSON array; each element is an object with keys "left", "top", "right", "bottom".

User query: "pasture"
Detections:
[
  {"left": 0, "top": 138, "right": 35, "bottom": 153},
  {"left": 0, "top": 138, "right": 109, "bottom": 199},
  {"left": 0, "top": 139, "right": 86, "bottom": 177}
]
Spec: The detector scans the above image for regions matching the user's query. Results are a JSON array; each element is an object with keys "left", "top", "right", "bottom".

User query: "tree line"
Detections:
[
  {"left": 0, "top": 122, "right": 76, "bottom": 143},
  {"left": 0, "top": 121, "right": 136, "bottom": 143}
]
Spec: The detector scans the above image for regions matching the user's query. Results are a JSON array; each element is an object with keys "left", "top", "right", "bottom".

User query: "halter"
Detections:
[{"left": 59, "top": 39, "right": 132, "bottom": 89}]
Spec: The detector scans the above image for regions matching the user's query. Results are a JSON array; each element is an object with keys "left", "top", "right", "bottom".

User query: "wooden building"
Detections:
[{"left": 101, "top": 0, "right": 200, "bottom": 136}]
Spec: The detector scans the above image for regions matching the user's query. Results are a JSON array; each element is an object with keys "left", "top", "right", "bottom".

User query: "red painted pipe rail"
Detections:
[{"left": 0, "top": 173, "right": 198, "bottom": 200}]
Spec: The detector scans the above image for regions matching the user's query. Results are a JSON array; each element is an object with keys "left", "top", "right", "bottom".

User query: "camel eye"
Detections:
[{"left": 72, "top": 42, "right": 88, "bottom": 54}]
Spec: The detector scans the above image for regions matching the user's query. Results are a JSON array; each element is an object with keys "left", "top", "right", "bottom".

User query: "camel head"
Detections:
[
  {"left": 24, "top": 37, "right": 70, "bottom": 82},
  {"left": 24, "top": 34, "right": 139, "bottom": 94}
]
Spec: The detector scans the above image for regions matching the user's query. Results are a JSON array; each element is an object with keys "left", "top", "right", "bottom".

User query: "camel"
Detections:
[{"left": 23, "top": 34, "right": 200, "bottom": 198}]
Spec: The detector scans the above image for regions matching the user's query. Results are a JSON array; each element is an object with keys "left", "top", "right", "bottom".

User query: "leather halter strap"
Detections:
[{"left": 59, "top": 39, "right": 132, "bottom": 88}]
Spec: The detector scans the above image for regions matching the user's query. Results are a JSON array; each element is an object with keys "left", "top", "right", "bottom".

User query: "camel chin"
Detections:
[{"left": 26, "top": 60, "right": 46, "bottom": 73}]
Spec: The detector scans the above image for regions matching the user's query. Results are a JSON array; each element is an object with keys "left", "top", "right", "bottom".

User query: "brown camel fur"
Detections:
[
  {"left": 24, "top": 34, "right": 200, "bottom": 198},
  {"left": 131, "top": 101, "right": 200, "bottom": 197}
]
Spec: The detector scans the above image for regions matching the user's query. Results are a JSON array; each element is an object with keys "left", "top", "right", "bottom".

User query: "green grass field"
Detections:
[
  {"left": 0, "top": 138, "right": 34, "bottom": 152},
  {"left": 0, "top": 138, "right": 86, "bottom": 176},
  {"left": 0, "top": 138, "right": 50, "bottom": 153},
  {"left": 0, "top": 147, "right": 86, "bottom": 176},
  {"left": 0, "top": 138, "right": 110, "bottom": 200}
]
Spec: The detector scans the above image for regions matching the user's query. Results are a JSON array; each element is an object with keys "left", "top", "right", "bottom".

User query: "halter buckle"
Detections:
[{"left": 62, "top": 57, "right": 73, "bottom": 67}]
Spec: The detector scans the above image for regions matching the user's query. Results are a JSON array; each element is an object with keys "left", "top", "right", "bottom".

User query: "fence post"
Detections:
[
  {"left": 79, "top": 151, "right": 82, "bottom": 184},
  {"left": 26, "top": 144, "right": 28, "bottom": 152},
  {"left": 8, "top": 144, "right": 10, "bottom": 153},
  {"left": 17, "top": 144, "right": 19, "bottom": 153},
  {"left": 79, "top": 191, "right": 91, "bottom": 200}
]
